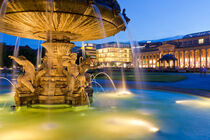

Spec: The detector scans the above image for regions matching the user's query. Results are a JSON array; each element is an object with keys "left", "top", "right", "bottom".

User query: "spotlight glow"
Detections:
[
  {"left": 99, "top": 90, "right": 133, "bottom": 98},
  {"left": 176, "top": 99, "right": 210, "bottom": 108},
  {"left": 42, "top": 123, "right": 57, "bottom": 130},
  {"left": 80, "top": 113, "right": 86, "bottom": 117},
  {"left": 1, "top": 131, "right": 39, "bottom": 140},
  {"left": 118, "top": 90, "right": 132, "bottom": 95},
  {"left": 105, "top": 117, "right": 159, "bottom": 133}
]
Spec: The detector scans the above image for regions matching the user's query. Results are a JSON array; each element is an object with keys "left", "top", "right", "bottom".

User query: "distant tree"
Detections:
[
  {"left": 2, "top": 44, "right": 13, "bottom": 67},
  {"left": 19, "top": 45, "right": 37, "bottom": 65},
  {"left": 0, "top": 44, "right": 37, "bottom": 67}
]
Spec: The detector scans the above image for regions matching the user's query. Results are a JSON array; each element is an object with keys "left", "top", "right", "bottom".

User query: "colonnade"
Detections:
[{"left": 138, "top": 48, "right": 210, "bottom": 69}]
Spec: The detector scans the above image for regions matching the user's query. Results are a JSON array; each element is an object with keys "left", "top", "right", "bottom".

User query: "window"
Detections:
[
  {"left": 184, "top": 41, "right": 188, "bottom": 45},
  {"left": 188, "top": 41, "right": 192, "bottom": 46},
  {"left": 198, "top": 38, "right": 204, "bottom": 44},
  {"left": 205, "top": 38, "right": 209, "bottom": 43},
  {"left": 193, "top": 40, "right": 198, "bottom": 44}
]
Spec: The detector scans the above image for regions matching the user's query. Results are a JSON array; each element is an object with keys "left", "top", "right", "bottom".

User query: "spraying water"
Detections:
[
  {"left": 119, "top": 14, "right": 137, "bottom": 66},
  {"left": 114, "top": 35, "right": 127, "bottom": 90},
  {"left": 11, "top": 37, "right": 20, "bottom": 84},
  {"left": 0, "top": 77, "right": 16, "bottom": 110},
  {"left": 92, "top": 72, "right": 117, "bottom": 91},
  {"left": 36, "top": 41, "right": 40, "bottom": 68},
  {"left": 36, "top": 40, "right": 43, "bottom": 68},
  {"left": 0, "top": 0, "right": 8, "bottom": 17},
  {"left": 91, "top": 81, "right": 105, "bottom": 92},
  {"left": 0, "top": 77, "right": 15, "bottom": 89},
  {"left": 119, "top": 13, "right": 142, "bottom": 85},
  {"left": 46, "top": 0, "right": 54, "bottom": 98},
  {"left": 91, "top": 4, "right": 106, "bottom": 38}
]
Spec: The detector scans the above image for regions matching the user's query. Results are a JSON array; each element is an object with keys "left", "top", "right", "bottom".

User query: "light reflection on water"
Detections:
[
  {"left": 0, "top": 84, "right": 209, "bottom": 140},
  {"left": 176, "top": 99, "right": 210, "bottom": 108}
]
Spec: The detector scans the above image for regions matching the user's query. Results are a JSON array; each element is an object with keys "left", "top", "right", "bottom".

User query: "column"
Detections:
[
  {"left": 189, "top": 50, "right": 191, "bottom": 68},
  {"left": 194, "top": 50, "right": 196, "bottom": 68},
  {"left": 179, "top": 51, "right": 181, "bottom": 68},
  {"left": 152, "top": 55, "right": 154, "bottom": 68},
  {"left": 183, "top": 51, "right": 185, "bottom": 68},
  {"left": 200, "top": 49, "right": 202, "bottom": 68},
  {"left": 164, "top": 60, "right": 165, "bottom": 68},
  {"left": 206, "top": 48, "right": 208, "bottom": 67},
  {"left": 208, "top": 49, "right": 209, "bottom": 68},
  {"left": 158, "top": 53, "right": 160, "bottom": 68},
  {"left": 149, "top": 55, "right": 151, "bottom": 68},
  {"left": 144, "top": 55, "right": 146, "bottom": 68},
  {"left": 156, "top": 53, "right": 159, "bottom": 68},
  {"left": 141, "top": 56, "right": 143, "bottom": 68}
]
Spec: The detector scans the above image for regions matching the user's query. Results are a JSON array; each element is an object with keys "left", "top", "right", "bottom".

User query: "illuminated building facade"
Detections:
[
  {"left": 81, "top": 43, "right": 97, "bottom": 63},
  {"left": 96, "top": 43, "right": 132, "bottom": 67},
  {"left": 136, "top": 31, "right": 210, "bottom": 69}
]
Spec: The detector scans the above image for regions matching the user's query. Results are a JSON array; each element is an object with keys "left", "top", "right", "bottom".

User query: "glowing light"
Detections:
[
  {"left": 128, "top": 119, "right": 159, "bottom": 132},
  {"left": 118, "top": 90, "right": 132, "bottom": 95},
  {"left": 150, "top": 127, "right": 159, "bottom": 132},
  {"left": 1, "top": 131, "right": 39, "bottom": 140},
  {"left": 199, "top": 38, "right": 204, "bottom": 44},
  {"left": 80, "top": 113, "right": 86, "bottom": 117},
  {"left": 105, "top": 117, "right": 159, "bottom": 133},
  {"left": 130, "top": 120, "right": 145, "bottom": 125},
  {"left": 42, "top": 123, "right": 57, "bottom": 130},
  {"left": 176, "top": 99, "right": 210, "bottom": 108},
  {"left": 149, "top": 60, "right": 152, "bottom": 64}
]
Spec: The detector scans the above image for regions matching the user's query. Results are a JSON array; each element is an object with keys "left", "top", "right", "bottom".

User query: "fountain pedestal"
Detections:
[{"left": 14, "top": 40, "right": 90, "bottom": 106}]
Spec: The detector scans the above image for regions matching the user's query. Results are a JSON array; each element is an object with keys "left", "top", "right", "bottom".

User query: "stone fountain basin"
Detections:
[{"left": 0, "top": 0, "right": 125, "bottom": 41}]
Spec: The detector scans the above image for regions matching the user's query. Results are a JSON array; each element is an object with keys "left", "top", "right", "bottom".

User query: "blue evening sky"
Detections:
[{"left": 1, "top": 0, "right": 210, "bottom": 48}]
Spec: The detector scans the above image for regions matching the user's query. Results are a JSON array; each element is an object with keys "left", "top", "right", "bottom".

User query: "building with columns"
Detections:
[{"left": 136, "top": 31, "right": 210, "bottom": 69}]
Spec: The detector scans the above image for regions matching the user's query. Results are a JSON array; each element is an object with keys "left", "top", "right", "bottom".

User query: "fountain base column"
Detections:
[{"left": 13, "top": 41, "right": 93, "bottom": 106}]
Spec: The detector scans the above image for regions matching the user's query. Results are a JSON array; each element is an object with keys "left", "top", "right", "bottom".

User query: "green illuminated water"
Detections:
[{"left": 0, "top": 87, "right": 209, "bottom": 140}]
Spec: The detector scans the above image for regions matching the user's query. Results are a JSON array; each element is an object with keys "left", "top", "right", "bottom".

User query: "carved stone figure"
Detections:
[
  {"left": 122, "top": 9, "right": 130, "bottom": 23},
  {"left": 35, "top": 56, "right": 48, "bottom": 87},
  {"left": 62, "top": 53, "right": 79, "bottom": 97},
  {"left": 78, "top": 58, "right": 96, "bottom": 86},
  {"left": 9, "top": 56, "right": 35, "bottom": 93},
  {"left": 78, "top": 58, "right": 92, "bottom": 74}
]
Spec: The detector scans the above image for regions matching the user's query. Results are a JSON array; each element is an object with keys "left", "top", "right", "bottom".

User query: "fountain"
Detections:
[
  {"left": 0, "top": 0, "right": 129, "bottom": 106},
  {"left": 0, "top": 1, "right": 210, "bottom": 140}
]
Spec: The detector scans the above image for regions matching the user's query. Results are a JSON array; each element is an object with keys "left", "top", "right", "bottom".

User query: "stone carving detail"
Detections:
[
  {"left": 9, "top": 56, "right": 36, "bottom": 106},
  {"left": 10, "top": 42, "right": 94, "bottom": 106},
  {"left": 10, "top": 56, "right": 35, "bottom": 93}
]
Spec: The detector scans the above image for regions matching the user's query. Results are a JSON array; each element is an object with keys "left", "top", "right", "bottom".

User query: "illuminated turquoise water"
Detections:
[{"left": 0, "top": 81, "right": 210, "bottom": 140}]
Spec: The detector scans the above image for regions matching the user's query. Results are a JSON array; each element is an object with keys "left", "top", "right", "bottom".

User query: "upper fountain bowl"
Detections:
[{"left": 0, "top": 0, "right": 126, "bottom": 41}]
